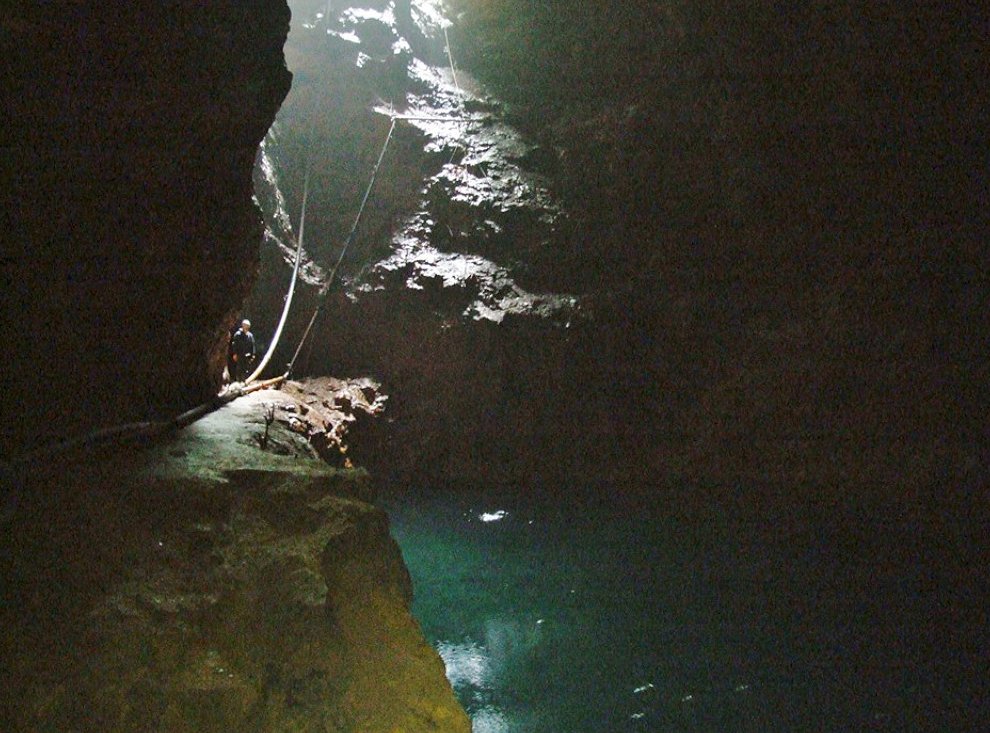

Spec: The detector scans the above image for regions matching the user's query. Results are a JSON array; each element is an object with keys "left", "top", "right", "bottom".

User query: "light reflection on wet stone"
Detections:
[
  {"left": 257, "top": 1, "right": 580, "bottom": 328},
  {"left": 361, "top": 224, "right": 579, "bottom": 323},
  {"left": 355, "top": 55, "right": 578, "bottom": 324}
]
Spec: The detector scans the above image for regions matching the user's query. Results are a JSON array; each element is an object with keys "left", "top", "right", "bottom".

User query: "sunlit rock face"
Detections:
[
  {"left": 243, "top": 1, "right": 980, "bottom": 495},
  {"left": 244, "top": 0, "right": 595, "bottom": 488},
  {"left": 0, "top": 391, "right": 469, "bottom": 732},
  {"left": 0, "top": 2, "right": 291, "bottom": 456}
]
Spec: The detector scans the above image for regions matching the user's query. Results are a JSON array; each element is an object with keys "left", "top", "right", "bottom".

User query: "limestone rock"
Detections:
[{"left": 0, "top": 391, "right": 469, "bottom": 732}]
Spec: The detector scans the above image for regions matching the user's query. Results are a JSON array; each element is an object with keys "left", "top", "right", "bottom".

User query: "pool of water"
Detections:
[{"left": 384, "top": 482, "right": 933, "bottom": 732}]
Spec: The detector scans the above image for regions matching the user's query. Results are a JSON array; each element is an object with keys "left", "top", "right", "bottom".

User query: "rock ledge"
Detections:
[{"left": 0, "top": 389, "right": 469, "bottom": 733}]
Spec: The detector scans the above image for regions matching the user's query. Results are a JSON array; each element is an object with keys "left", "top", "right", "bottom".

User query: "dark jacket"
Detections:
[{"left": 231, "top": 330, "right": 255, "bottom": 358}]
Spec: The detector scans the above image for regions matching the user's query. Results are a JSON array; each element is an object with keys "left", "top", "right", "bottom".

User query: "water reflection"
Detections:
[
  {"left": 472, "top": 706, "right": 510, "bottom": 733},
  {"left": 387, "top": 483, "right": 923, "bottom": 732},
  {"left": 437, "top": 640, "right": 491, "bottom": 689},
  {"left": 436, "top": 614, "right": 547, "bottom": 732}
]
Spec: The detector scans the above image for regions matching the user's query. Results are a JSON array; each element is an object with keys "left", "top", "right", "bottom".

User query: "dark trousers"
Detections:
[{"left": 233, "top": 355, "right": 254, "bottom": 382}]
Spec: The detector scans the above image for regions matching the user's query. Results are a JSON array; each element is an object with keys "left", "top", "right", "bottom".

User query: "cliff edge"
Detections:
[{"left": 0, "top": 388, "right": 470, "bottom": 732}]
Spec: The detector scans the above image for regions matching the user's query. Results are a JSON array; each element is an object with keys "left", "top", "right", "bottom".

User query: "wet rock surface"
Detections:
[
  {"left": 232, "top": 4, "right": 982, "bottom": 730},
  {"left": 250, "top": 3, "right": 581, "bottom": 325},
  {"left": 277, "top": 377, "right": 389, "bottom": 469},
  {"left": 0, "top": 389, "right": 469, "bottom": 732},
  {"left": 1, "top": 3, "right": 472, "bottom": 730}
]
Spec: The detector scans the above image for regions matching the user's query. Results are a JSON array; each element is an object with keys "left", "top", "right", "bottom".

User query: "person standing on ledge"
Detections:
[{"left": 230, "top": 319, "right": 256, "bottom": 382}]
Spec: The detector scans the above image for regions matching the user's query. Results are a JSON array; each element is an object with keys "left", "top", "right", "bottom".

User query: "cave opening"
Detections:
[{"left": 1, "top": 1, "right": 981, "bottom": 731}]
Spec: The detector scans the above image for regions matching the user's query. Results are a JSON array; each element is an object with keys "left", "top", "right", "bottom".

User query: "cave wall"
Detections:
[
  {"left": 445, "top": 0, "right": 985, "bottom": 494},
  {"left": 0, "top": 9, "right": 474, "bottom": 728},
  {"left": 206, "top": 1, "right": 984, "bottom": 497},
  {"left": 1, "top": 1, "right": 292, "bottom": 457}
]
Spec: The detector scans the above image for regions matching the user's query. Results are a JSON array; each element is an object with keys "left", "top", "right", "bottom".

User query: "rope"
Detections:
[
  {"left": 286, "top": 118, "right": 397, "bottom": 377},
  {"left": 244, "top": 167, "right": 310, "bottom": 384},
  {"left": 0, "top": 167, "right": 310, "bottom": 472},
  {"left": 2, "top": 70, "right": 398, "bottom": 485},
  {"left": 4, "top": 114, "right": 399, "bottom": 477},
  {"left": 0, "top": 376, "right": 289, "bottom": 526},
  {"left": 443, "top": 25, "right": 464, "bottom": 104},
  {"left": 327, "top": 119, "right": 397, "bottom": 289},
  {"left": 441, "top": 26, "right": 490, "bottom": 179},
  {"left": 287, "top": 25, "right": 473, "bottom": 383},
  {"left": 282, "top": 35, "right": 478, "bottom": 378},
  {"left": 442, "top": 25, "right": 469, "bottom": 167},
  {"left": 1, "top": 23, "right": 469, "bottom": 478}
]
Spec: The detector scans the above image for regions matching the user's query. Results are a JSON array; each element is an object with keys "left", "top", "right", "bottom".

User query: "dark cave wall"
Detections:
[
  {"left": 446, "top": 0, "right": 986, "bottom": 492},
  {"left": 0, "top": 1, "right": 292, "bottom": 456},
  {"left": 204, "top": 0, "right": 985, "bottom": 496}
]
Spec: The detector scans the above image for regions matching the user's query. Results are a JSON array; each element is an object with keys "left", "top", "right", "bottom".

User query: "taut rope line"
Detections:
[
  {"left": 443, "top": 25, "right": 464, "bottom": 105},
  {"left": 2, "top": 29, "right": 480, "bottom": 473},
  {"left": 244, "top": 167, "right": 310, "bottom": 384},
  {"left": 283, "top": 28, "right": 476, "bottom": 378},
  {"left": 285, "top": 118, "right": 397, "bottom": 377}
]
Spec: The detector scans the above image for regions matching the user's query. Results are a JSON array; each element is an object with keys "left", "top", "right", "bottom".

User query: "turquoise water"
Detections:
[{"left": 385, "top": 483, "right": 930, "bottom": 732}]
